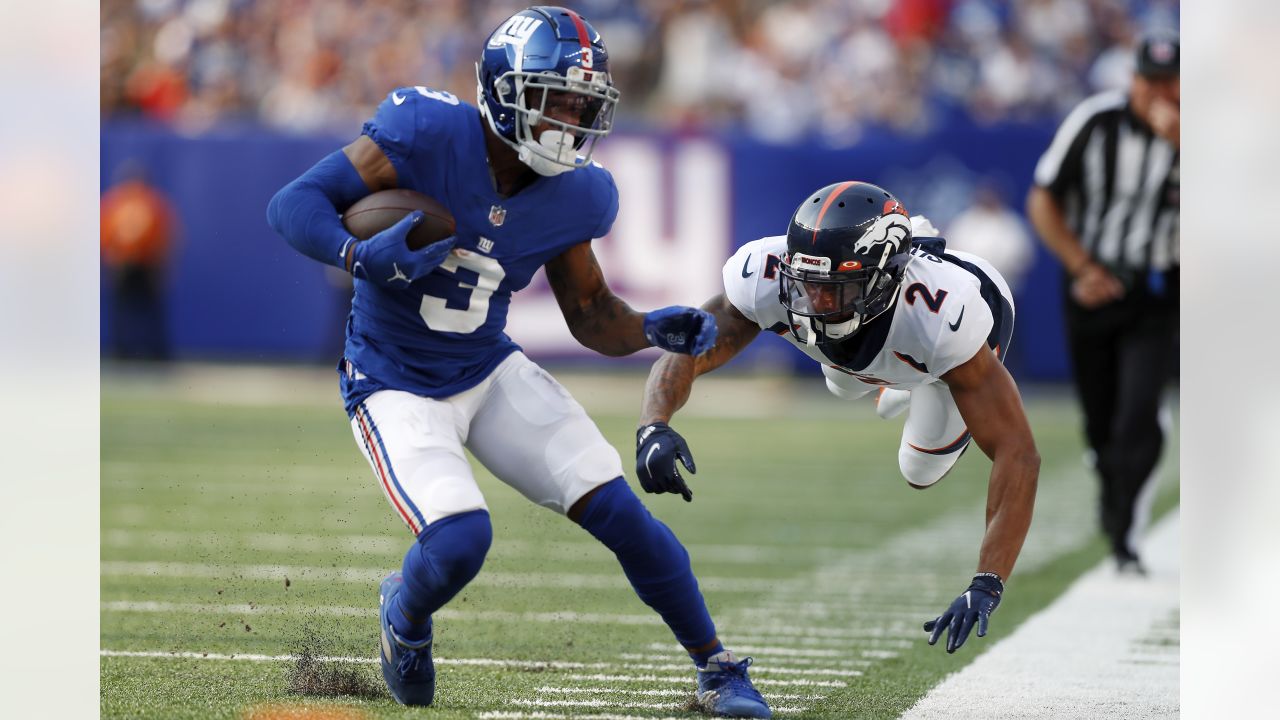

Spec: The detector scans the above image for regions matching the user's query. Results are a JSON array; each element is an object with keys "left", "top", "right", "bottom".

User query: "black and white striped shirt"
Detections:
[{"left": 1034, "top": 90, "right": 1180, "bottom": 273}]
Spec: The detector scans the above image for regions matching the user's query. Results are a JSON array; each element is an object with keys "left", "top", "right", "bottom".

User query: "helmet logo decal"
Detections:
[
  {"left": 811, "top": 180, "right": 861, "bottom": 244},
  {"left": 838, "top": 260, "right": 863, "bottom": 270},
  {"left": 488, "top": 16, "right": 543, "bottom": 49},
  {"left": 852, "top": 213, "right": 911, "bottom": 258}
]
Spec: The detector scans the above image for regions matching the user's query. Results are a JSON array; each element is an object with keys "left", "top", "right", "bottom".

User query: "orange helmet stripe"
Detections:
[{"left": 812, "top": 181, "right": 861, "bottom": 245}]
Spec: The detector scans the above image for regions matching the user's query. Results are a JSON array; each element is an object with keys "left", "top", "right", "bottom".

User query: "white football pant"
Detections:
[{"left": 349, "top": 352, "right": 623, "bottom": 535}]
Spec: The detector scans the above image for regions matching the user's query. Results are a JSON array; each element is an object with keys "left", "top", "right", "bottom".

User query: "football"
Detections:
[{"left": 342, "top": 189, "right": 456, "bottom": 250}]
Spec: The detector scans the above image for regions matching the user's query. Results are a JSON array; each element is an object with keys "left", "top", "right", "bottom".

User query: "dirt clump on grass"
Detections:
[{"left": 285, "top": 629, "right": 383, "bottom": 699}]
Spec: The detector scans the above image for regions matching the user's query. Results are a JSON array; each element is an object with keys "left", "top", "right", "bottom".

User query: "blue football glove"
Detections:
[
  {"left": 344, "top": 211, "right": 457, "bottom": 287},
  {"left": 635, "top": 422, "right": 695, "bottom": 502},
  {"left": 924, "top": 573, "right": 1004, "bottom": 653},
  {"left": 643, "top": 306, "right": 717, "bottom": 356}
]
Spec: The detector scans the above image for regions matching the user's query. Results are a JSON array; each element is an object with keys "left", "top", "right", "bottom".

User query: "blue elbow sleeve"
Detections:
[{"left": 267, "top": 150, "right": 374, "bottom": 269}]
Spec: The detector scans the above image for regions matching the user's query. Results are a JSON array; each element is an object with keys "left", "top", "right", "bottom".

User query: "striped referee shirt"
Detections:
[{"left": 1034, "top": 90, "right": 1179, "bottom": 273}]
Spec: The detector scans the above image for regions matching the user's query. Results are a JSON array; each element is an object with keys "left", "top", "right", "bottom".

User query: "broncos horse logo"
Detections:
[{"left": 852, "top": 212, "right": 911, "bottom": 258}]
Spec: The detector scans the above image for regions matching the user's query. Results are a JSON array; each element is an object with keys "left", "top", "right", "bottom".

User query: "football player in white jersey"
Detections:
[{"left": 636, "top": 181, "right": 1040, "bottom": 654}]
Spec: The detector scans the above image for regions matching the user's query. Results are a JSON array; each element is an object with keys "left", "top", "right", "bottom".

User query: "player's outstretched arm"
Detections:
[
  {"left": 944, "top": 346, "right": 1040, "bottom": 580},
  {"left": 922, "top": 346, "right": 1040, "bottom": 653},
  {"left": 641, "top": 293, "right": 760, "bottom": 425},
  {"left": 266, "top": 136, "right": 397, "bottom": 269},
  {"left": 546, "top": 243, "right": 718, "bottom": 357},
  {"left": 635, "top": 294, "right": 760, "bottom": 501}
]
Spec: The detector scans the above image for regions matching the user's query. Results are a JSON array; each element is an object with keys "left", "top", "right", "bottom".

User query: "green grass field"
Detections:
[{"left": 101, "top": 365, "right": 1179, "bottom": 719}]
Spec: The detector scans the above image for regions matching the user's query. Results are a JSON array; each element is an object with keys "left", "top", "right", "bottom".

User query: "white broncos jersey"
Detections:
[{"left": 722, "top": 217, "right": 1015, "bottom": 391}]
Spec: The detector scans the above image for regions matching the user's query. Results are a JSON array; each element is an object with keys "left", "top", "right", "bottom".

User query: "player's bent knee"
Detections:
[
  {"left": 899, "top": 446, "right": 962, "bottom": 489},
  {"left": 414, "top": 510, "right": 493, "bottom": 584},
  {"left": 876, "top": 388, "right": 911, "bottom": 420}
]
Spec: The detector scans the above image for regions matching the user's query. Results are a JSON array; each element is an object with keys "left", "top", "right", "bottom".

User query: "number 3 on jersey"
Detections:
[{"left": 418, "top": 251, "right": 505, "bottom": 333}]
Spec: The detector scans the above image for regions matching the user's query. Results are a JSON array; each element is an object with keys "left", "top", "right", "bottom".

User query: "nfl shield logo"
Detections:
[{"left": 488, "top": 205, "right": 507, "bottom": 226}]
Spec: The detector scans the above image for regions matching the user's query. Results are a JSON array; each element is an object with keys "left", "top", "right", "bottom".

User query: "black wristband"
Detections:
[
  {"left": 970, "top": 572, "right": 1005, "bottom": 596},
  {"left": 636, "top": 422, "right": 669, "bottom": 447}
]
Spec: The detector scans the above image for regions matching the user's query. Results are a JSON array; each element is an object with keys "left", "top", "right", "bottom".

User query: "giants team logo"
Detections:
[
  {"left": 488, "top": 16, "right": 542, "bottom": 48},
  {"left": 853, "top": 213, "right": 911, "bottom": 257}
]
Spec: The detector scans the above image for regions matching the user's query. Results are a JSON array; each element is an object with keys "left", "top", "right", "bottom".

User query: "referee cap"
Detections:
[{"left": 1136, "top": 32, "right": 1179, "bottom": 78}]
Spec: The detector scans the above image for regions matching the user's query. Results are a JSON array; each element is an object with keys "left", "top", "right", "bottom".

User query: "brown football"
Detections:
[{"left": 342, "top": 189, "right": 456, "bottom": 250}]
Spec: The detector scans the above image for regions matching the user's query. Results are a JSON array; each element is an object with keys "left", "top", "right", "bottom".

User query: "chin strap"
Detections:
[
  {"left": 517, "top": 143, "right": 574, "bottom": 177},
  {"left": 517, "top": 129, "right": 580, "bottom": 177}
]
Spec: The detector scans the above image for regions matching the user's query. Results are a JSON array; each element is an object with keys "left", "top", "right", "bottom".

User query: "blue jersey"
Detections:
[{"left": 339, "top": 86, "right": 619, "bottom": 414}]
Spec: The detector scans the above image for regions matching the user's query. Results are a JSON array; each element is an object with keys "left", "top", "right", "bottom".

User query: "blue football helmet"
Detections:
[
  {"left": 780, "top": 181, "right": 915, "bottom": 346},
  {"left": 477, "top": 6, "right": 620, "bottom": 176}
]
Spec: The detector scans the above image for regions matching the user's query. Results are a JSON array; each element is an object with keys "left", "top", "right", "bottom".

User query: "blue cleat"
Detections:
[
  {"left": 696, "top": 651, "right": 772, "bottom": 718},
  {"left": 378, "top": 572, "right": 435, "bottom": 705}
]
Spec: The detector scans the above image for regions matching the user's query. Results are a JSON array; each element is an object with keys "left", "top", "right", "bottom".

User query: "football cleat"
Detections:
[
  {"left": 378, "top": 572, "right": 436, "bottom": 705},
  {"left": 696, "top": 651, "right": 772, "bottom": 719},
  {"left": 875, "top": 388, "right": 910, "bottom": 420}
]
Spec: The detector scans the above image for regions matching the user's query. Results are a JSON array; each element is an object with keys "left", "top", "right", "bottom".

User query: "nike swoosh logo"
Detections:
[
  {"left": 948, "top": 306, "right": 965, "bottom": 332},
  {"left": 644, "top": 443, "right": 661, "bottom": 477},
  {"left": 740, "top": 255, "right": 754, "bottom": 278},
  {"left": 392, "top": 91, "right": 406, "bottom": 105}
]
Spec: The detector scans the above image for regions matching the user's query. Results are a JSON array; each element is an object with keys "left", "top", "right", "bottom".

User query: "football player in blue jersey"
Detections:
[{"left": 266, "top": 6, "right": 770, "bottom": 718}]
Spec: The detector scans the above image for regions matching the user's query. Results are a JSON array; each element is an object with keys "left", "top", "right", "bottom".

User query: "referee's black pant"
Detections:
[{"left": 1064, "top": 269, "right": 1178, "bottom": 560}]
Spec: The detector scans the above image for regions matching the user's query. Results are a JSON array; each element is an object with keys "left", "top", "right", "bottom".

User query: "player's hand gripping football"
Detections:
[
  {"left": 924, "top": 573, "right": 1004, "bottom": 653},
  {"left": 345, "top": 211, "right": 457, "bottom": 286},
  {"left": 643, "top": 306, "right": 717, "bottom": 356},
  {"left": 635, "top": 422, "right": 695, "bottom": 502}
]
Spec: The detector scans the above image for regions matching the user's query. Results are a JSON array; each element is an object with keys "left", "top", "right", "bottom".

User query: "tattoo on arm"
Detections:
[
  {"left": 641, "top": 294, "right": 760, "bottom": 424},
  {"left": 546, "top": 243, "right": 647, "bottom": 356}
]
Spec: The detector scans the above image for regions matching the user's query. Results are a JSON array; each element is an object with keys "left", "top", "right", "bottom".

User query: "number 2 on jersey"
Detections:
[
  {"left": 904, "top": 282, "right": 948, "bottom": 313},
  {"left": 418, "top": 252, "right": 505, "bottom": 333}
]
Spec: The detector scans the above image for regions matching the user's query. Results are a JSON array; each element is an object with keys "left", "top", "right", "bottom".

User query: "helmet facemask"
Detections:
[
  {"left": 780, "top": 251, "right": 910, "bottom": 346},
  {"left": 480, "top": 65, "right": 619, "bottom": 176}
]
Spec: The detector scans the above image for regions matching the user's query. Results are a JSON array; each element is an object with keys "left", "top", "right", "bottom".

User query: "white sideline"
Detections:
[{"left": 901, "top": 509, "right": 1180, "bottom": 719}]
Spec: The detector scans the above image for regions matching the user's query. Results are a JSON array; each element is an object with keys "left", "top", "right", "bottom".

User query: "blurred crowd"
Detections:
[{"left": 102, "top": 0, "right": 1179, "bottom": 143}]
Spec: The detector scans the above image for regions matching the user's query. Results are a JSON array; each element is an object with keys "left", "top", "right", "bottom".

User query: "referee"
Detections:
[{"left": 1027, "top": 32, "right": 1179, "bottom": 574}]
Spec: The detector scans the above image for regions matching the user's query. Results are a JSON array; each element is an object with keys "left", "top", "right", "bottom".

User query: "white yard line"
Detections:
[
  {"left": 901, "top": 509, "right": 1180, "bottom": 719},
  {"left": 561, "top": 674, "right": 847, "bottom": 688},
  {"left": 621, "top": 652, "right": 872, "bottom": 669},
  {"left": 102, "top": 527, "right": 855, "bottom": 565},
  {"left": 99, "top": 561, "right": 779, "bottom": 593},
  {"left": 102, "top": 600, "right": 662, "bottom": 625},
  {"left": 478, "top": 707, "right": 696, "bottom": 712},
  {"left": 511, "top": 698, "right": 805, "bottom": 713},
  {"left": 533, "top": 686, "right": 821, "bottom": 701},
  {"left": 97, "top": 649, "right": 851, "bottom": 678}
]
